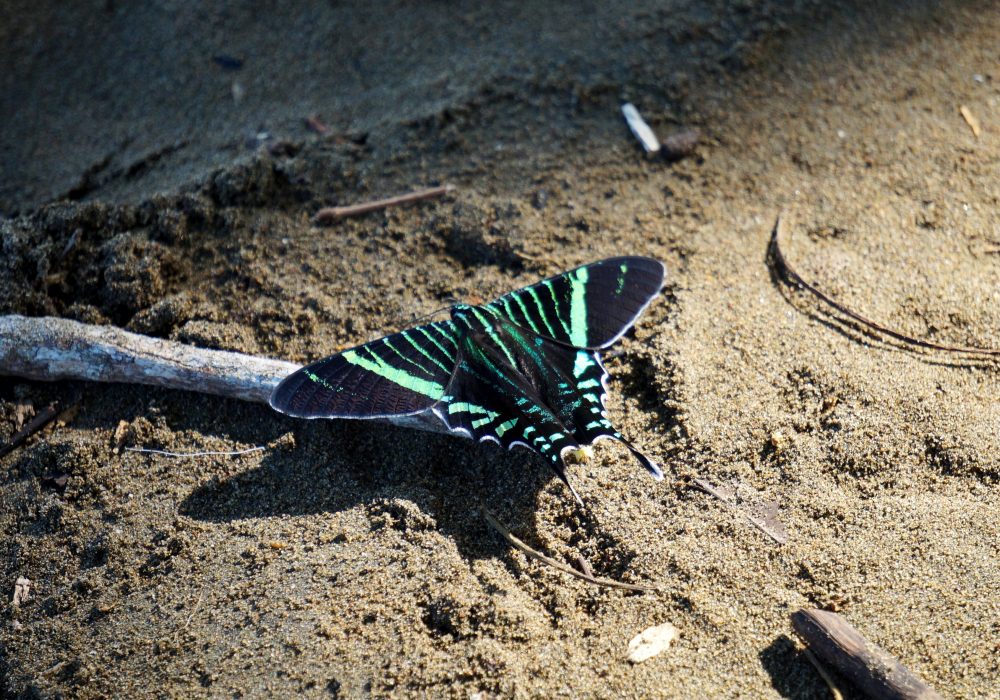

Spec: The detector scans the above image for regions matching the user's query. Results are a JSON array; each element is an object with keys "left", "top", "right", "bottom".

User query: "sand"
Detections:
[{"left": 2, "top": 1, "right": 999, "bottom": 697}]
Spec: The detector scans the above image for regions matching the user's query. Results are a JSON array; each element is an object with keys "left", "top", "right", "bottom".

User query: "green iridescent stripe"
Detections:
[
  {"left": 495, "top": 418, "right": 518, "bottom": 437},
  {"left": 526, "top": 287, "right": 558, "bottom": 338},
  {"left": 415, "top": 325, "right": 453, "bottom": 363},
  {"left": 470, "top": 307, "right": 517, "bottom": 367},
  {"left": 401, "top": 330, "right": 451, "bottom": 372},
  {"left": 541, "top": 279, "right": 571, "bottom": 338},
  {"left": 382, "top": 337, "right": 435, "bottom": 376},
  {"left": 569, "top": 266, "right": 589, "bottom": 346},
  {"left": 342, "top": 348, "right": 444, "bottom": 399}
]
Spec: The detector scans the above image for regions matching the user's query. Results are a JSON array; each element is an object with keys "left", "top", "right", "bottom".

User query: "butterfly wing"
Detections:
[
  {"left": 269, "top": 320, "right": 459, "bottom": 419},
  {"left": 486, "top": 256, "right": 665, "bottom": 349}
]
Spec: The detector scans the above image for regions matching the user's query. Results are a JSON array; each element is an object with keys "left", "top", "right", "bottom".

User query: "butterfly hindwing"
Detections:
[
  {"left": 269, "top": 320, "right": 459, "bottom": 419},
  {"left": 486, "top": 256, "right": 664, "bottom": 349},
  {"left": 526, "top": 332, "right": 664, "bottom": 479}
]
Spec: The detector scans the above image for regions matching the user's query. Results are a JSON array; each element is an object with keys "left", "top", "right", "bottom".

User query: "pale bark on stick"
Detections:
[
  {"left": 0, "top": 315, "right": 301, "bottom": 405},
  {"left": 791, "top": 608, "right": 944, "bottom": 700}
]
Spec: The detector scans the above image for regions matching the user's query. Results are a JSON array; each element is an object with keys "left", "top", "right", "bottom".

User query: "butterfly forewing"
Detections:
[
  {"left": 486, "top": 256, "right": 664, "bottom": 349},
  {"left": 269, "top": 320, "right": 459, "bottom": 419}
]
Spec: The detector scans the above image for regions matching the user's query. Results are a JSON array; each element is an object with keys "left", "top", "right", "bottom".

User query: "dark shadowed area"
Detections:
[{"left": 2, "top": 1, "right": 998, "bottom": 697}]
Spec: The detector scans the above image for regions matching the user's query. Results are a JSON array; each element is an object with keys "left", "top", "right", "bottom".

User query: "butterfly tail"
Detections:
[
  {"left": 621, "top": 438, "right": 664, "bottom": 480},
  {"left": 588, "top": 432, "right": 663, "bottom": 480}
]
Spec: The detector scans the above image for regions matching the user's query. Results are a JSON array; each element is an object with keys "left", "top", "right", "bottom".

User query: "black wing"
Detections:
[
  {"left": 269, "top": 321, "right": 459, "bottom": 419},
  {"left": 486, "top": 256, "right": 664, "bottom": 349}
]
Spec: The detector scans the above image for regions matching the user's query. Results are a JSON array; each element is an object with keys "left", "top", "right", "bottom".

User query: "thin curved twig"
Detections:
[
  {"left": 481, "top": 507, "right": 656, "bottom": 593},
  {"left": 769, "top": 215, "right": 1000, "bottom": 356}
]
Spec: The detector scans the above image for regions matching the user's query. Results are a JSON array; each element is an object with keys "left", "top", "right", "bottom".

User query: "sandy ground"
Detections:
[{"left": 2, "top": 1, "right": 999, "bottom": 697}]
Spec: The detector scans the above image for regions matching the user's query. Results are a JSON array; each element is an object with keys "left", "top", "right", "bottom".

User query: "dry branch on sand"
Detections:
[{"left": 0, "top": 314, "right": 300, "bottom": 404}]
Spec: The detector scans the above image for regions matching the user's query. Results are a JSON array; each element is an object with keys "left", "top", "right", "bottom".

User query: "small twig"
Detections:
[
  {"left": 304, "top": 114, "right": 329, "bottom": 135},
  {"left": 621, "top": 103, "right": 661, "bottom": 155},
  {"left": 39, "top": 660, "right": 69, "bottom": 678},
  {"left": 692, "top": 478, "right": 787, "bottom": 544},
  {"left": 791, "top": 608, "right": 944, "bottom": 700},
  {"left": 802, "top": 647, "right": 845, "bottom": 700},
  {"left": 181, "top": 588, "right": 207, "bottom": 631},
  {"left": 770, "top": 216, "right": 1000, "bottom": 356},
  {"left": 314, "top": 184, "right": 455, "bottom": 224},
  {"left": 0, "top": 315, "right": 301, "bottom": 404},
  {"left": 125, "top": 445, "right": 265, "bottom": 458},
  {"left": 481, "top": 507, "right": 656, "bottom": 593},
  {"left": 0, "top": 401, "right": 62, "bottom": 460}
]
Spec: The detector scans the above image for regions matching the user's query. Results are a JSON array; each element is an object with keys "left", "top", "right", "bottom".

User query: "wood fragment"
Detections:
[
  {"left": 0, "top": 315, "right": 301, "bottom": 405},
  {"left": 769, "top": 216, "right": 1000, "bottom": 356},
  {"left": 621, "top": 103, "right": 662, "bottom": 155},
  {"left": 12, "top": 402, "right": 34, "bottom": 431},
  {"left": 40, "top": 473, "right": 69, "bottom": 490},
  {"left": 959, "top": 105, "right": 981, "bottom": 137},
  {"left": 304, "top": 114, "right": 329, "bottom": 135},
  {"left": 661, "top": 128, "right": 701, "bottom": 160},
  {"left": 791, "top": 608, "right": 944, "bottom": 700},
  {"left": 112, "top": 419, "right": 129, "bottom": 454},
  {"left": 0, "top": 401, "right": 61, "bottom": 460},
  {"left": 314, "top": 185, "right": 455, "bottom": 223},
  {"left": 481, "top": 507, "right": 656, "bottom": 592},
  {"left": 39, "top": 660, "right": 69, "bottom": 678}
]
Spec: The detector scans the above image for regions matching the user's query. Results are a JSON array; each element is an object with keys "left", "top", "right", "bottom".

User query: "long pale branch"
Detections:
[{"left": 0, "top": 315, "right": 300, "bottom": 404}]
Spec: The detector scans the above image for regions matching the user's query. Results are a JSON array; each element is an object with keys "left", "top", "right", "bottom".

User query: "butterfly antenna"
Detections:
[
  {"left": 552, "top": 460, "right": 587, "bottom": 509},
  {"left": 403, "top": 303, "right": 455, "bottom": 327},
  {"left": 565, "top": 475, "right": 585, "bottom": 508}
]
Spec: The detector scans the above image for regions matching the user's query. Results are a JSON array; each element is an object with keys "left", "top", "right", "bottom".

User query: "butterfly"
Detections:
[{"left": 269, "top": 257, "right": 665, "bottom": 503}]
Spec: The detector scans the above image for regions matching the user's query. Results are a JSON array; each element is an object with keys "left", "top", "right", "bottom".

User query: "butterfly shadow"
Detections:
[{"left": 177, "top": 414, "right": 578, "bottom": 566}]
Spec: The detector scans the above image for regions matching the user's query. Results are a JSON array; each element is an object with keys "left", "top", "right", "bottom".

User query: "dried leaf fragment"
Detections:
[
  {"left": 959, "top": 105, "right": 981, "bottom": 137},
  {"left": 627, "top": 622, "right": 678, "bottom": 663},
  {"left": 12, "top": 403, "right": 34, "bottom": 431},
  {"left": 112, "top": 419, "right": 129, "bottom": 454},
  {"left": 12, "top": 577, "right": 31, "bottom": 606}
]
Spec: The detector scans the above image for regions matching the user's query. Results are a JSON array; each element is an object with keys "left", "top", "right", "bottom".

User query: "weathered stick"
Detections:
[
  {"left": 0, "top": 401, "right": 62, "bottom": 459},
  {"left": 0, "top": 315, "right": 300, "bottom": 405},
  {"left": 791, "top": 608, "right": 944, "bottom": 700},
  {"left": 314, "top": 184, "right": 455, "bottom": 223},
  {"left": 481, "top": 507, "right": 656, "bottom": 593}
]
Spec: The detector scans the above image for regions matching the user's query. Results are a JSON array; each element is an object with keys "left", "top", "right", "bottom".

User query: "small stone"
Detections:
[
  {"left": 770, "top": 429, "right": 793, "bottom": 453},
  {"left": 627, "top": 622, "right": 678, "bottom": 663}
]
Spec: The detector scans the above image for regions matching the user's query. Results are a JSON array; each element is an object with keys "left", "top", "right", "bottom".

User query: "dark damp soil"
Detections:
[{"left": 2, "top": 1, "right": 999, "bottom": 697}]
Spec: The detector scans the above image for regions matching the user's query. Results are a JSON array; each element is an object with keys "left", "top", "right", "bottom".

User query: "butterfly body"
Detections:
[{"left": 270, "top": 257, "right": 666, "bottom": 495}]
